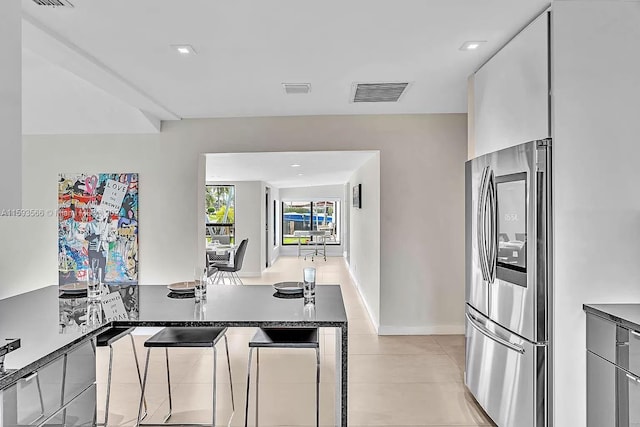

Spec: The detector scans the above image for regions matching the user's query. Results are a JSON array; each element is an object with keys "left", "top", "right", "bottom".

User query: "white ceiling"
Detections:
[
  {"left": 206, "top": 151, "right": 377, "bottom": 188},
  {"left": 22, "top": 49, "right": 159, "bottom": 134},
  {"left": 20, "top": 0, "right": 551, "bottom": 134}
]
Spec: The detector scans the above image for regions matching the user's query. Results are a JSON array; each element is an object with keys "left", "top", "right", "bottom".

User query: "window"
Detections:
[
  {"left": 282, "top": 200, "right": 340, "bottom": 245},
  {"left": 205, "top": 185, "right": 235, "bottom": 243}
]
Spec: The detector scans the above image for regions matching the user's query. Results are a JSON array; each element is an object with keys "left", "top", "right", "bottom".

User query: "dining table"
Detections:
[
  {"left": 0, "top": 283, "right": 349, "bottom": 427},
  {"left": 206, "top": 242, "right": 235, "bottom": 261},
  {"left": 293, "top": 230, "right": 328, "bottom": 261}
]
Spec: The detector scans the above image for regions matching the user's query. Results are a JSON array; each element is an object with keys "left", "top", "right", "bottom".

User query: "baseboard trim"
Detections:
[
  {"left": 377, "top": 324, "right": 465, "bottom": 336},
  {"left": 344, "top": 258, "right": 380, "bottom": 333}
]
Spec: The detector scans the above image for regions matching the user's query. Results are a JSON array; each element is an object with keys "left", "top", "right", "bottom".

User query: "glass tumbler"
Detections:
[
  {"left": 303, "top": 267, "right": 316, "bottom": 305},
  {"left": 195, "top": 268, "right": 208, "bottom": 303},
  {"left": 87, "top": 268, "right": 101, "bottom": 300}
]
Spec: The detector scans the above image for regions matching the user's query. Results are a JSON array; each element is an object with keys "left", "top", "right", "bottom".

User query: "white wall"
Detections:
[
  {"left": 236, "top": 181, "right": 263, "bottom": 276},
  {"left": 0, "top": 217, "right": 53, "bottom": 298},
  {"left": 22, "top": 49, "right": 161, "bottom": 136},
  {"left": 473, "top": 10, "right": 550, "bottom": 156},
  {"left": 266, "top": 185, "right": 280, "bottom": 267},
  {"left": 349, "top": 155, "right": 381, "bottom": 328},
  {"left": 467, "top": 75, "right": 475, "bottom": 161},
  {"left": 12, "top": 114, "right": 467, "bottom": 335},
  {"left": 343, "top": 183, "right": 350, "bottom": 261},
  {"left": 280, "top": 184, "right": 345, "bottom": 200},
  {"left": 552, "top": 3, "right": 640, "bottom": 426},
  {"left": 0, "top": 0, "right": 22, "bottom": 209},
  {"left": 377, "top": 122, "right": 467, "bottom": 335}
]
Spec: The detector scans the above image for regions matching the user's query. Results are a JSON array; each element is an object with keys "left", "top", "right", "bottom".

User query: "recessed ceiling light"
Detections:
[
  {"left": 171, "top": 45, "right": 196, "bottom": 55},
  {"left": 459, "top": 41, "right": 486, "bottom": 51},
  {"left": 297, "top": 173, "right": 304, "bottom": 176},
  {"left": 290, "top": 164, "right": 301, "bottom": 168}
]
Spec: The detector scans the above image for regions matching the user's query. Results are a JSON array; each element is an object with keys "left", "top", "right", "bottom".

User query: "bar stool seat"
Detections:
[
  {"left": 97, "top": 327, "right": 133, "bottom": 347},
  {"left": 249, "top": 328, "right": 319, "bottom": 348},
  {"left": 144, "top": 327, "right": 227, "bottom": 347},
  {"left": 136, "top": 327, "right": 234, "bottom": 427},
  {"left": 244, "top": 328, "right": 320, "bottom": 427},
  {"left": 96, "top": 326, "right": 146, "bottom": 426}
]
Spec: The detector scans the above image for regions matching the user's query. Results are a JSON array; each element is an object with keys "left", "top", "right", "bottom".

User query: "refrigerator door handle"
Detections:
[
  {"left": 466, "top": 312, "right": 525, "bottom": 354},
  {"left": 477, "top": 166, "right": 490, "bottom": 282},
  {"left": 486, "top": 169, "right": 497, "bottom": 284}
]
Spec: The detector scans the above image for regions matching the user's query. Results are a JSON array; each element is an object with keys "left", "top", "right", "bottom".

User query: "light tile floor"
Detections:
[{"left": 97, "top": 256, "right": 494, "bottom": 426}]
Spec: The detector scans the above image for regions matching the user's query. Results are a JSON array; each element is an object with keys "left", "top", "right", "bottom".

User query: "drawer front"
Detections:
[
  {"left": 616, "top": 364, "right": 640, "bottom": 427},
  {"left": 628, "top": 328, "right": 640, "bottom": 377},
  {"left": 1, "top": 355, "right": 65, "bottom": 427},
  {"left": 45, "top": 383, "right": 96, "bottom": 427},
  {"left": 587, "top": 313, "right": 617, "bottom": 363},
  {"left": 587, "top": 351, "right": 616, "bottom": 427},
  {"left": 63, "top": 340, "right": 95, "bottom": 405}
]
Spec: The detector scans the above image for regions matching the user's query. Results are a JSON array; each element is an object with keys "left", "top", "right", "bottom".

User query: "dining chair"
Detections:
[
  {"left": 299, "top": 231, "right": 326, "bottom": 262},
  {"left": 244, "top": 328, "right": 320, "bottom": 427},
  {"left": 206, "top": 249, "right": 231, "bottom": 267},
  {"left": 136, "top": 327, "right": 234, "bottom": 427},
  {"left": 211, "top": 238, "right": 248, "bottom": 285},
  {"left": 96, "top": 326, "right": 146, "bottom": 426}
]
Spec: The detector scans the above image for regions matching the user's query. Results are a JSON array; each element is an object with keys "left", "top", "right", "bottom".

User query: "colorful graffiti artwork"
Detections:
[{"left": 58, "top": 173, "right": 139, "bottom": 286}]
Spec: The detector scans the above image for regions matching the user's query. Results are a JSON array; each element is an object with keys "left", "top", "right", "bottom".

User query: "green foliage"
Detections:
[
  {"left": 208, "top": 206, "right": 234, "bottom": 223},
  {"left": 284, "top": 207, "right": 309, "bottom": 213},
  {"left": 205, "top": 185, "right": 235, "bottom": 223}
]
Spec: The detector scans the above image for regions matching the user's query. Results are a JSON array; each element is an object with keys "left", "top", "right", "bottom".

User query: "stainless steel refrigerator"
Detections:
[{"left": 465, "top": 139, "right": 552, "bottom": 427}]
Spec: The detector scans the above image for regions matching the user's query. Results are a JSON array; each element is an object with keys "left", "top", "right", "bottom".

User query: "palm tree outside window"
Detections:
[{"left": 205, "top": 185, "right": 235, "bottom": 244}]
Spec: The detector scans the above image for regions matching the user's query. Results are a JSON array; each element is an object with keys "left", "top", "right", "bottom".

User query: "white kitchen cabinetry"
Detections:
[
  {"left": 0, "top": 340, "right": 96, "bottom": 427},
  {"left": 585, "top": 309, "right": 640, "bottom": 427},
  {"left": 474, "top": 11, "right": 549, "bottom": 156},
  {"left": 469, "top": 2, "right": 640, "bottom": 427}
]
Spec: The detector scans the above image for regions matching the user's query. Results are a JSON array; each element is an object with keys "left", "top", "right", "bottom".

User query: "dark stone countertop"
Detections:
[
  {"left": 0, "top": 284, "right": 347, "bottom": 389},
  {"left": 584, "top": 303, "right": 640, "bottom": 331}
]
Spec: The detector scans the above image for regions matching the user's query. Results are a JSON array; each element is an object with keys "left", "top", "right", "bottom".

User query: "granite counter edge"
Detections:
[{"left": 114, "top": 320, "right": 347, "bottom": 328}]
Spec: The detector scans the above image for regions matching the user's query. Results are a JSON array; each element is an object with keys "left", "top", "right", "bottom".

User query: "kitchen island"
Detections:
[{"left": 0, "top": 285, "right": 348, "bottom": 427}]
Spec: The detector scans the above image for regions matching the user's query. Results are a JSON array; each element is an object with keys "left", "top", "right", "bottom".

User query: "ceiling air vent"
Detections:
[
  {"left": 282, "top": 83, "right": 311, "bottom": 95},
  {"left": 352, "top": 82, "right": 409, "bottom": 103},
  {"left": 31, "top": 0, "right": 74, "bottom": 7}
]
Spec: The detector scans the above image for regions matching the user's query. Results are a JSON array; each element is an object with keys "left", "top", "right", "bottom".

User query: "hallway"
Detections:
[{"left": 98, "top": 256, "right": 492, "bottom": 426}]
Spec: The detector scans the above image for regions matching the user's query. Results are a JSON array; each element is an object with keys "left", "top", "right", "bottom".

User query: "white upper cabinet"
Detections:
[{"left": 473, "top": 12, "right": 550, "bottom": 157}]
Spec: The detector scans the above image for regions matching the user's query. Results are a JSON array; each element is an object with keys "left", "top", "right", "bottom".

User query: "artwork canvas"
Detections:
[
  {"left": 352, "top": 184, "right": 361, "bottom": 208},
  {"left": 58, "top": 173, "right": 139, "bottom": 287}
]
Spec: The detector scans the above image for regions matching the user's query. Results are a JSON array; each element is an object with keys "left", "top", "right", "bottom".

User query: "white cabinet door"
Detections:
[{"left": 474, "top": 11, "right": 550, "bottom": 157}]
